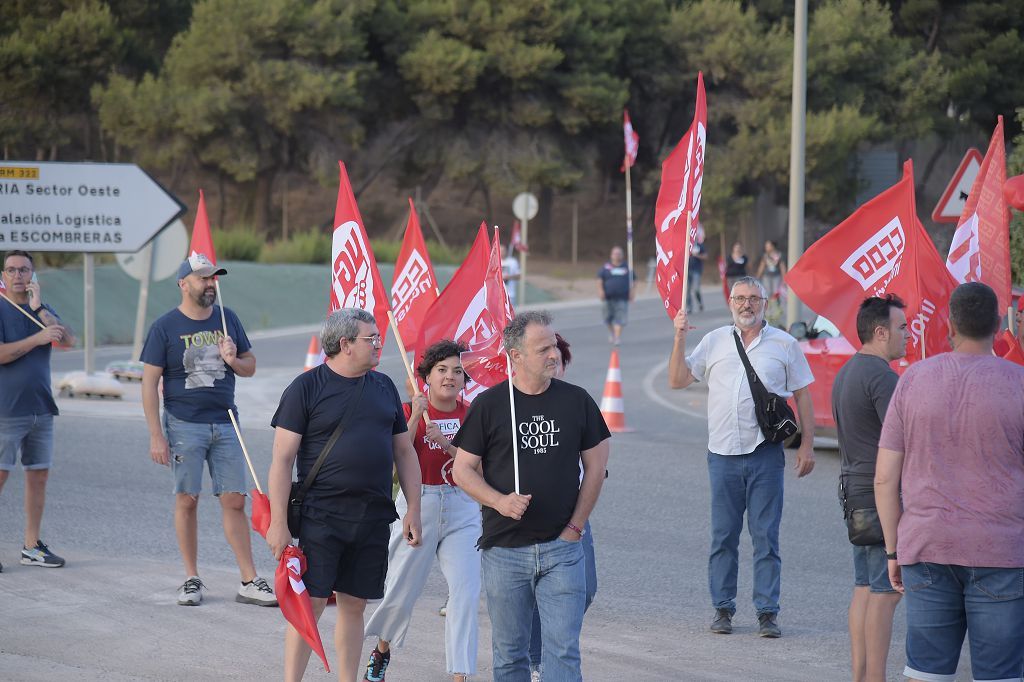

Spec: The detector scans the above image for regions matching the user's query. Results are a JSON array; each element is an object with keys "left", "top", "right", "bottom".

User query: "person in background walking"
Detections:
[
  {"left": 598, "top": 246, "right": 634, "bottom": 346},
  {"left": 755, "top": 241, "right": 787, "bottom": 301},
  {"left": 724, "top": 242, "right": 748, "bottom": 293},
  {"left": 687, "top": 227, "right": 708, "bottom": 314}
]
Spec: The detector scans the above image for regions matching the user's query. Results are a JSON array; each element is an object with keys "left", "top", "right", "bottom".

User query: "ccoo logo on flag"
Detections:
[
  {"left": 840, "top": 217, "right": 906, "bottom": 292},
  {"left": 391, "top": 249, "right": 433, "bottom": 321},
  {"left": 330, "top": 221, "right": 376, "bottom": 312}
]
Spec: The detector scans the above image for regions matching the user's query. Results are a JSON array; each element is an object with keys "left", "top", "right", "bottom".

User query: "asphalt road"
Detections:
[{"left": 2, "top": 292, "right": 971, "bottom": 680}]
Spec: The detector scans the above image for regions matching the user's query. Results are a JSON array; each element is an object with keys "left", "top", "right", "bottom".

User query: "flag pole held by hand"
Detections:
[
  {"left": 506, "top": 352, "right": 521, "bottom": 495},
  {"left": 1, "top": 292, "right": 46, "bottom": 330},
  {"left": 387, "top": 309, "right": 429, "bottom": 425},
  {"left": 214, "top": 280, "right": 229, "bottom": 338},
  {"left": 227, "top": 408, "right": 262, "bottom": 495}
]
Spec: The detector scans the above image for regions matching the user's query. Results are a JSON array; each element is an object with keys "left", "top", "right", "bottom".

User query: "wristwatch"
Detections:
[{"left": 885, "top": 551, "right": 897, "bottom": 560}]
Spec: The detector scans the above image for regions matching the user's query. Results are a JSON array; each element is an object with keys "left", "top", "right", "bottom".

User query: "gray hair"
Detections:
[
  {"left": 729, "top": 276, "right": 767, "bottom": 299},
  {"left": 321, "top": 308, "right": 375, "bottom": 357},
  {"left": 503, "top": 311, "right": 553, "bottom": 353}
]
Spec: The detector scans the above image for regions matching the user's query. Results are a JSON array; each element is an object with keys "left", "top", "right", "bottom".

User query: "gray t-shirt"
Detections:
[{"left": 832, "top": 352, "right": 898, "bottom": 508}]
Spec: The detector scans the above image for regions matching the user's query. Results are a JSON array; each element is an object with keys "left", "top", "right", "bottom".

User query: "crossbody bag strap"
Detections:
[
  {"left": 293, "top": 374, "right": 366, "bottom": 504},
  {"left": 732, "top": 330, "right": 764, "bottom": 393}
]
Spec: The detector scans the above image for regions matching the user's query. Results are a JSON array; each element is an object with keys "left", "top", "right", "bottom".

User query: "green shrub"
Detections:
[
  {"left": 259, "top": 230, "right": 331, "bottom": 264},
  {"left": 367, "top": 238, "right": 469, "bottom": 265},
  {"left": 369, "top": 239, "right": 401, "bottom": 263},
  {"left": 213, "top": 228, "right": 264, "bottom": 261}
]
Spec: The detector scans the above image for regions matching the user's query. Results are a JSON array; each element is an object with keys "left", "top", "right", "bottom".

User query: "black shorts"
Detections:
[{"left": 298, "top": 506, "right": 391, "bottom": 599}]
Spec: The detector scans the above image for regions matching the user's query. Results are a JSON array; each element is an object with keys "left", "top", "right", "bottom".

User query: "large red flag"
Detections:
[
  {"left": 995, "top": 329, "right": 1024, "bottom": 366},
  {"left": 276, "top": 546, "right": 330, "bottom": 673},
  {"left": 655, "top": 72, "right": 706, "bottom": 319},
  {"left": 329, "top": 162, "right": 390, "bottom": 346},
  {"left": 461, "top": 228, "right": 515, "bottom": 388},
  {"left": 621, "top": 109, "right": 640, "bottom": 172},
  {"left": 391, "top": 198, "right": 438, "bottom": 352},
  {"left": 189, "top": 189, "right": 217, "bottom": 263},
  {"left": 509, "top": 221, "right": 528, "bottom": 253},
  {"left": 786, "top": 160, "right": 957, "bottom": 363},
  {"left": 416, "top": 224, "right": 492, "bottom": 402},
  {"left": 945, "top": 116, "right": 1011, "bottom": 310}
]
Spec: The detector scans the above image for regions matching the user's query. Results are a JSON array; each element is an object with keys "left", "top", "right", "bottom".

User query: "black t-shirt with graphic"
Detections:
[
  {"left": 453, "top": 378, "right": 610, "bottom": 549},
  {"left": 271, "top": 366, "right": 407, "bottom": 522},
  {"left": 140, "top": 306, "right": 251, "bottom": 423}
]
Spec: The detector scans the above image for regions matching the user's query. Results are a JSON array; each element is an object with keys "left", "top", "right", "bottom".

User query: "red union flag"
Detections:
[
  {"left": 189, "top": 189, "right": 217, "bottom": 263},
  {"left": 461, "top": 227, "right": 515, "bottom": 388},
  {"left": 275, "top": 546, "right": 330, "bottom": 673},
  {"left": 416, "top": 224, "right": 493, "bottom": 402},
  {"left": 946, "top": 116, "right": 1011, "bottom": 310},
  {"left": 329, "top": 162, "right": 390, "bottom": 345},
  {"left": 785, "top": 160, "right": 957, "bottom": 363},
  {"left": 655, "top": 72, "right": 706, "bottom": 319},
  {"left": 391, "top": 198, "right": 438, "bottom": 351},
  {"left": 510, "top": 221, "right": 528, "bottom": 253},
  {"left": 621, "top": 109, "right": 640, "bottom": 172}
]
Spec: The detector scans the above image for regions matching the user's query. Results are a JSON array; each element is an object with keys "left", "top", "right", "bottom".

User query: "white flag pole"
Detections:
[
  {"left": 1, "top": 292, "right": 46, "bottom": 330},
  {"left": 625, "top": 162, "right": 635, "bottom": 293},
  {"left": 214, "top": 280, "right": 229, "bottom": 338},
  {"left": 506, "top": 352, "right": 521, "bottom": 495},
  {"left": 227, "top": 409, "right": 262, "bottom": 494}
]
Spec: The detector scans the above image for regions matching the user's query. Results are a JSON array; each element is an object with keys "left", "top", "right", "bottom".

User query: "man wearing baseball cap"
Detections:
[{"left": 140, "top": 253, "right": 276, "bottom": 607}]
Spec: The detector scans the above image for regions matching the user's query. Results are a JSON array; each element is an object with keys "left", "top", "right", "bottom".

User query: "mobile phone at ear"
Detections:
[{"left": 28, "top": 272, "right": 37, "bottom": 301}]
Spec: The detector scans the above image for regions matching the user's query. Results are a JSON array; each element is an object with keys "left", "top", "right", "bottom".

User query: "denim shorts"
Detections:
[
  {"left": 852, "top": 543, "right": 896, "bottom": 594},
  {"left": 603, "top": 299, "right": 628, "bottom": 326},
  {"left": 0, "top": 414, "right": 54, "bottom": 471},
  {"left": 903, "top": 562, "right": 1024, "bottom": 682},
  {"left": 163, "top": 412, "right": 247, "bottom": 496}
]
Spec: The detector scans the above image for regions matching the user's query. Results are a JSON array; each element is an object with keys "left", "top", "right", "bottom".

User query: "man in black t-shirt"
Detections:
[
  {"left": 597, "top": 245, "right": 634, "bottom": 346},
  {"left": 453, "top": 311, "right": 610, "bottom": 681},
  {"left": 266, "top": 308, "right": 422, "bottom": 682},
  {"left": 832, "top": 295, "right": 908, "bottom": 682}
]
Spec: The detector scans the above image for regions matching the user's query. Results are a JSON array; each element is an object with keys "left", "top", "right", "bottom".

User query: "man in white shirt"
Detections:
[{"left": 667, "top": 276, "right": 815, "bottom": 638}]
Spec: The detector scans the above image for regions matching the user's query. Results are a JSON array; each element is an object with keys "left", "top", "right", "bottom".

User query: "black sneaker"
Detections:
[
  {"left": 710, "top": 608, "right": 733, "bottom": 634},
  {"left": 758, "top": 612, "right": 781, "bottom": 638},
  {"left": 364, "top": 646, "right": 390, "bottom": 682},
  {"left": 21, "top": 540, "right": 65, "bottom": 567}
]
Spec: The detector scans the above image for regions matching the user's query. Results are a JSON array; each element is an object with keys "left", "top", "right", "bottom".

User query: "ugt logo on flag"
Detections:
[{"left": 330, "top": 221, "right": 375, "bottom": 311}]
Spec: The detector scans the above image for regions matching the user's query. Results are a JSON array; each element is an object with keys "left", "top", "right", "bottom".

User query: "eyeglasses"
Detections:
[
  {"left": 730, "top": 296, "right": 765, "bottom": 305},
  {"left": 352, "top": 334, "right": 383, "bottom": 348},
  {"left": 3, "top": 266, "right": 32, "bottom": 277}
]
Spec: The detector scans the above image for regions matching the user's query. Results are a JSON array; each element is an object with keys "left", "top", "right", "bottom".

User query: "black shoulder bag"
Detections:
[
  {"left": 287, "top": 375, "right": 365, "bottom": 537},
  {"left": 732, "top": 331, "right": 799, "bottom": 444}
]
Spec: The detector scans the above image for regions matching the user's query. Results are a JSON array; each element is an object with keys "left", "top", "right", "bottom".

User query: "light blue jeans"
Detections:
[
  {"left": 483, "top": 537, "right": 586, "bottom": 682},
  {"left": 364, "top": 485, "right": 481, "bottom": 675},
  {"left": 707, "top": 441, "right": 785, "bottom": 615},
  {"left": 529, "top": 521, "right": 596, "bottom": 667}
]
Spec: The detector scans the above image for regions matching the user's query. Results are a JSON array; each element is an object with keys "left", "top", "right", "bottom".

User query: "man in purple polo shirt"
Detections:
[{"left": 875, "top": 282, "right": 1024, "bottom": 682}]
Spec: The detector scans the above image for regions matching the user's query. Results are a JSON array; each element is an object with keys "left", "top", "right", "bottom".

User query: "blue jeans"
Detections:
[
  {"left": 482, "top": 538, "right": 586, "bottom": 682},
  {"left": 707, "top": 441, "right": 785, "bottom": 615},
  {"left": 163, "top": 412, "right": 247, "bottom": 496},
  {"left": 529, "top": 521, "right": 596, "bottom": 667},
  {"left": 0, "top": 414, "right": 54, "bottom": 471},
  {"left": 903, "top": 562, "right": 1024, "bottom": 682}
]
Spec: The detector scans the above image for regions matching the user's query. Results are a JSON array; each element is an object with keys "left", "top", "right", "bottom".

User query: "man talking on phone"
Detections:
[{"left": 0, "top": 250, "right": 72, "bottom": 571}]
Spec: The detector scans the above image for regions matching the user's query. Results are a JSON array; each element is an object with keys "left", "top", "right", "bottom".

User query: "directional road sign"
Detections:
[
  {"left": 932, "top": 148, "right": 982, "bottom": 224},
  {"left": 0, "top": 162, "right": 185, "bottom": 252}
]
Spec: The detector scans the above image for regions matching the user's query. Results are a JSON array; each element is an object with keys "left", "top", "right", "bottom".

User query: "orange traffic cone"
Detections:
[
  {"left": 303, "top": 335, "right": 320, "bottom": 371},
  {"left": 600, "top": 349, "right": 632, "bottom": 433}
]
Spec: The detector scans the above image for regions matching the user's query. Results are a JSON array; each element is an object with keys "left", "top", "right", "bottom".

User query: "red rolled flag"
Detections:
[
  {"left": 250, "top": 490, "right": 271, "bottom": 538},
  {"left": 509, "top": 220, "right": 528, "bottom": 253},
  {"left": 276, "top": 545, "right": 330, "bottom": 673},
  {"left": 621, "top": 109, "right": 640, "bottom": 172},
  {"left": 329, "top": 162, "right": 390, "bottom": 347},
  {"left": 391, "top": 198, "right": 438, "bottom": 352}
]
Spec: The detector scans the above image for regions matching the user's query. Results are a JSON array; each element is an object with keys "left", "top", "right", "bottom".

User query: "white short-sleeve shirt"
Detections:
[{"left": 686, "top": 324, "right": 814, "bottom": 456}]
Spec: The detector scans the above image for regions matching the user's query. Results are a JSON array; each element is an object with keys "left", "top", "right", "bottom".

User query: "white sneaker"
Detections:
[
  {"left": 177, "top": 576, "right": 204, "bottom": 605},
  {"left": 236, "top": 576, "right": 277, "bottom": 606}
]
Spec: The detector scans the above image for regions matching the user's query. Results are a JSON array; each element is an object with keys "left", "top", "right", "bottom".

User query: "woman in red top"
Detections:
[{"left": 363, "top": 340, "right": 480, "bottom": 682}]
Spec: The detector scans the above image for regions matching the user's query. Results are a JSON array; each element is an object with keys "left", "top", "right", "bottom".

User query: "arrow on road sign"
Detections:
[
  {"left": 931, "top": 149, "right": 982, "bottom": 224},
  {"left": 0, "top": 162, "right": 185, "bottom": 253}
]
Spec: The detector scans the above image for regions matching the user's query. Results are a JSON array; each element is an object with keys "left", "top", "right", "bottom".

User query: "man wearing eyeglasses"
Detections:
[
  {"left": 267, "top": 308, "right": 422, "bottom": 681},
  {"left": 668, "top": 276, "right": 816, "bottom": 639},
  {"left": 141, "top": 254, "right": 276, "bottom": 607},
  {"left": 0, "top": 250, "right": 72, "bottom": 572}
]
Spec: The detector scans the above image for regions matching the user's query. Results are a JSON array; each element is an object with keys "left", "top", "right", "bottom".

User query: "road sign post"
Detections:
[
  {"left": 512, "top": 192, "right": 538, "bottom": 306},
  {"left": 0, "top": 162, "right": 185, "bottom": 376}
]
